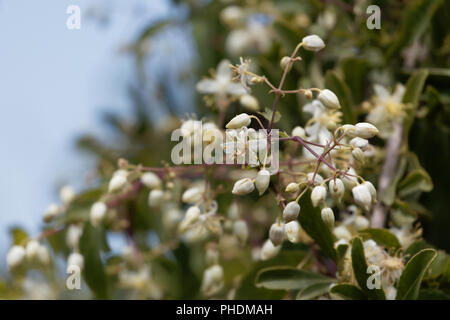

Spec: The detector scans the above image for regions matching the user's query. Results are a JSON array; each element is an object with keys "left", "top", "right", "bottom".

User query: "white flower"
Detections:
[
  {"left": 321, "top": 208, "right": 335, "bottom": 228},
  {"left": 220, "top": 6, "right": 244, "bottom": 26},
  {"left": 255, "top": 169, "right": 270, "bottom": 195},
  {"left": 269, "top": 222, "right": 285, "bottom": 246},
  {"left": 232, "top": 178, "right": 255, "bottom": 195},
  {"left": 385, "top": 286, "right": 397, "bottom": 300},
  {"left": 7, "top": 245, "right": 25, "bottom": 269},
  {"left": 333, "top": 226, "right": 352, "bottom": 241},
  {"left": 260, "top": 239, "right": 281, "bottom": 261},
  {"left": 233, "top": 220, "right": 249, "bottom": 244},
  {"left": 196, "top": 59, "right": 246, "bottom": 97},
  {"left": 302, "top": 35, "right": 325, "bottom": 52},
  {"left": 283, "top": 201, "right": 300, "bottom": 222},
  {"left": 140, "top": 172, "right": 161, "bottom": 189},
  {"left": 285, "top": 220, "right": 301, "bottom": 243},
  {"left": 148, "top": 189, "right": 164, "bottom": 207},
  {"left": 226, "top": 25, "right": 272, "bottom": 56},
  {"left": 226, "top": 113, "right": 251, "bottom": 129},
  {"left": 367, "top": 84, "right": 406, "bottom": 138},
  {"left": 318, "top": 89, "right": 341, "bottom": 109},
  {"left": 60, "top": 185, "right": 76, "bottom": 205},
  {"left": 303, "top": 100, "right": 339, "bottom": 144},
  {"left": 354, "top": 122, "right": 379, "bottom": 139},
  {"left": 90, "top": 202, "right": 107, "bottom": 227},
  {"left": 329, "top": 178, "right": 345, "bottom": 201},
  {"left": 239, "top": 94, "right": 259, "bottom": 111},
  {"left": 43, "top": 203, "right": 61, "bottom": 223},
  {"left": 352, "top": 184, "right": 372, "bottom": 211},
  {"left": 66, "top": 224, "right": 82, "bottom": 249},
  {"left": 311, "top": 186, "right": 327, "bottom": 207},
  {"left": 182, "top": 186, "right": 204, "bottom": 204},
  {"left": 108, "top": 170, "right": 128, "bottom": 193},
  {"left": 67, "top": 252, "right": 84, "bottom": 270},
  {"left": 354, "top": 216, "right": 369, "bottom": 230}
]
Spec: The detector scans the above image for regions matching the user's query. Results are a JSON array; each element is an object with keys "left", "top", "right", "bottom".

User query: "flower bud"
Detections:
[
  {"left": 233, "top": 220, "right": 249, "bottom": 244},
  {"left": 140, "top": 172, "right": 161, "bottom": 189},
  {"left": 318, "top": 89, "right": 340, "bottom": 109},
  {"left": 269, "top": 222, "right": 285, "bottom": 246},
  {"left": 180, "top": 206, "right": 201, "bottom": 231},
  {"left": 260, "top": 239, "right": 281, "bottom": 261},
  {"left": 283, "top": 201, "right": 300, "bottom": 222},
  {"left": 232, "top": 178, "right": 255, "bottom": 195},
  {"left": 354, "top": 122, "right": 379, "bottom": 139},
  {"left": 162, "top": 207, "right": 182, "bottom": 230},
  {"left": 220, "top": 6, "right": 244, "bottom": 26},
  {"left": 354, "top": 216, "right": 369, "bottom": 230},
  {"left": 255, "top": 169, "right": 270, "bottom": 195},
  {"left": 280, "top": 56, "right": 292, "bottom": 71},
  {"left": 329, "top": 178, "right": 345, "bottom": 201},
  {"left": 350, "top": 137, "right": 369, "bottom": 150},
  {"left": 311, "top": 186, "right": 327, "bottom": 207},
  {"left": 302, "top": 34, "right": 325, "bottom": 52},
  {"left": 304, "top": 89, "right": 313, "bottom": 99},
  {"left": 90, "top": 201, "right": 107, "bottom": 227},
  {"left": 201, "top": 264, "right": 224, "bottom": 295},
  {"left": 67, "top": 252, "right": 84, "bottom": 270},
  {"left": 239, "top": 95, "right": 258, "bottom": 112},
  {"left": 333, "top": 225, "right": 352, "bottom": 241},
  {"left": 148, "top": 189, "right": 164, "bottom": 207},
  {"left": 108, "top": 171, "right": 128, "bottom": 193},
  {"left": 307, "top": 172, "right": 323, "bottom": 185},
  {"left": 291, "top": 126, "right": 306, "bottom": 139},
  {"left": 25, "top": 240, "right": 40, "bottom": 261},
  {"left": 66, "top": 224, "right": 82, "bottom": 249},
  {"left": 182, "top": 187, "right": 204, "bottom": 204},
  {"left": 285, "top": 182, "right": 300, "bottom": 193},
  {"left": 362, "top": 181, "right": 377, "bottom": 203},
  {"left": 60, "top": 185, "right": 76, "bottom": 205},
  {"left": 352, "top": 147, "right": 365, "bottom": 164},
  {"left": 285, "top": 220, "right": 301, "bottom": 243},
  {"left": 226, "top": 113, "right": 251, "bottom": 129},
  {"left": 352, "top": 184, "right": 372, "bottom": 211},
  {"left": 341, "top": 124, "right": 356, "bottom": 137},
  {"left": 43, "top": 203, "right": 61, "bottom": 223},
  {"left": 7, "top": 245, "right": 25, "bottom": 270},
  {"left": 321, "top": 207, "right": 335, "bottom": 228},
  {"left": 37, "top": 245, "right": 50, "bottom": 265},
  {"left": 227, "top": 202, "right": 240, "bottom": 220}
]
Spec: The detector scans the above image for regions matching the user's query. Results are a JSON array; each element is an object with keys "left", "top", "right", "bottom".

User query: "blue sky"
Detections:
[{"left": 0, "top": 0, "right": 195, "bottom": 269}]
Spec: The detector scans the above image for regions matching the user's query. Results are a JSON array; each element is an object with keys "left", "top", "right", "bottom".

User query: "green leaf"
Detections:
[
  {"left": 396, "top": 249, "right": 437, "bottom": 300},
  {"left": 79, "top": 223, "right": 108, "bottom": 299},
  {"left": 402, "top": 69, "right": 429, "bottom": 147},
  {"left": 324, "top": 70, "right": 356, "bottom": 124},
  {"left": 351, "top": 237, "right": 385, "bottom": 300},
  {"left": 387, "top": 0, "right": 443, "bottom": 59},
  {"left": 296, "top": 282, "right": 333, "bottom": 300},
  {"left": 9, "top": 227, "right": 28, "bottom": 246},
  {"left": 298, "top": 190, "right": 337, "bottom": 262},
  {"left": 358, "top": 228, "right": 401, "bottom": 250},
  {"left": 341, "top": 58, "right": 368, "bottom": 104},
  {"left": 255, "top": 266, "right": 334, "bottom": 290},
  {"left": 382, "top": 156, "right": 407, "bottom": 206},
  {"left": 257, "top": 107, "right": 281, "bottom": 124},
  {"left": 418, "top": 289, "right": 450, "bottom": 300},
  {"left": 397, "top": 169, "right": 433, "bottom": 197},
  {"left": 330, "top": 284, "right": 367, "bottom": 300},
  {"left": 235, "top": 251, "right": 307, "bottom": 300},
  {"left": 273, "top": 21, "right": 302, "bottom": 54}
]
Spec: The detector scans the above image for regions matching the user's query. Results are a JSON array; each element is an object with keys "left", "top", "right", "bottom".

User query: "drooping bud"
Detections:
[
  {"left": 140, "top": 172, "right": 161, "bottom": 189},
  {"left": 285, "top": 182, "right": 300, "bottom": 193},
  {"left": 283, "top": 201, "right": 300, "bottom": 222},
  {"left": 25, "top": 240, "right": 40, "bottom": 261},
  {"left": 6, "top": 246, "right": 25, "bottom": 270},
  {"left": 232, "top": 178, "right": 255, "bottom": 195},
  {"left": 269, "top": 222, "right": 285, "bottom": 246},
  {"left": 280, "top": 56, "right": 292, "bottom": 71},
  {"left": 311, "top": 186, "right": 327, "bottom": 207},
  {"left": 291, "top": 126, "right": 306, "bottom": 139},
  {"left": 285, "top": 220, "right": 301, "bottom": 243},
  {"left": 307, "top": 172, "right": 324, "bottom": 185},
  {"left": 148, "top": 189, "right": 164, "bottom": 207},
  {"left": 333, "top": 225, "right": 352, "bottom": 241},
  {"left": 67, "top": 252, "right": 84, "bottom": 270},
  {"left": 350, "top": 137, "right": 369, "bottom": 150},
  {"left": 201, "top": 264, "right": 224, "bottom": 295},
  {"left": 354, "top": 215, "right": 369, "bottom": 230},
  {"left": 352, "top": 184, "right": 372, "bottom": 211},
  {"left": 182, "top": 187, "right": 204, "bottom": 204},
  {"left": 329, "top": 178, "right": 345, "bottom": 201},
  {"left": 352, "top": 147, "right": 365, "bottom": 164},
  {"left": 362, "top": 181, "right": 377, "bottom": 203},
  {"left": 260, "top": 239, "right": 281, "bottom": 261},
  {"left": 43, "top": 203, "right": 61, "bottom": 223},
  {"left": 227, "top": 202, "right": 240, "bottom": 220},
  {"left": 255, "top": 169, "right": 270, "bottom": 195},
  {"left": 226, "top": 113, "right": 251, "bottom": 129},
  {"left": 239, "top": 94, "right": 259, "bottom": 111},
  {"left": 108, "top": 170, "right": 128, "bottom": 193},
  {"left": 233, "top": 220, "right": 249, "bottom": 244},
  {"left": 90, "top": 201, "right": 107, "bottom": 227},
  {"left": 179, "top": 206, "right": 201, "bottom": 232},
  {"left": 318, "top": 89, "right": 340, "bottom": 109},
  {"left": 66, "top": 224, "right": 82, "bottom": 249},
  {"left": 321, "top": 207, "right": 335, "bottom": 228},
  {"left": 354, "top": 122, "right": 379, "bottom": 139},
  {"left": 60, "top": 185, "right": 76, "bottom": 205},
  {"left": 302, "top": 34, "right": 325, "bottom": 52}
]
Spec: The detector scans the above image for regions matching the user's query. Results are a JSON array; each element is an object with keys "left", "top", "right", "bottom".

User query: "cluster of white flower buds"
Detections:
[{"left": 6, "top": 239, "right": 50, "bottom": 270}]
